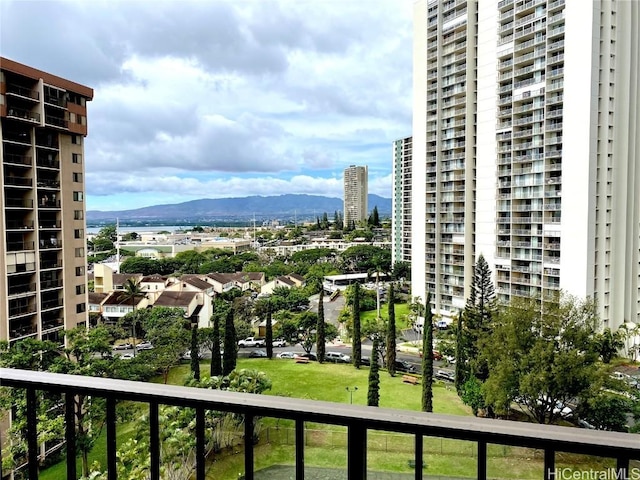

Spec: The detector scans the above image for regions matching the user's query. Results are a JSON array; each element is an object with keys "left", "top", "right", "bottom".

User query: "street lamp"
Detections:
[{"left": 345, "top": 386, "right": 358, "bottom": 405}]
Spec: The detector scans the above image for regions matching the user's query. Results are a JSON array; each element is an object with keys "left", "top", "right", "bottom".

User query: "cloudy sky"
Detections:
[{"left": 1, "top": 0, "right": 413, "bottom": 211}]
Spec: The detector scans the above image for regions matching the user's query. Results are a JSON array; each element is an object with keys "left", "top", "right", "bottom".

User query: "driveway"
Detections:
[{"left": 309, "top": 291, "right": 346, "bottom": 327}]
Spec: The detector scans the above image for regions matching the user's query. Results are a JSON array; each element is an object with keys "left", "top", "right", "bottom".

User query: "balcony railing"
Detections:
[
  {"left": 7, "top": 107, "right": 41, "bottom": 123},
  {"left": 1, "top": 369, "right": 639, "bottom": 480}
]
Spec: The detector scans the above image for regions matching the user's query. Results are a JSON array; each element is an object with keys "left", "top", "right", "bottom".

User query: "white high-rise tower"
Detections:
[{"left": 411, "top": 0, "right": 640, "bottom": 330}]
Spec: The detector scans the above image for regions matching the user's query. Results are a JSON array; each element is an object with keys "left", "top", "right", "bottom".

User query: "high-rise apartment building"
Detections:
[
  {"left": 343, "top": 164, "right": 368, "bottom": 228},
  {"left": 392, "top": 136, "right": 413, "bottom": 265},
  {"left": 412, "top": 0, "right": 640, "bottom": 330},
  {"left": 1, "top": 57, "right": 93, "bottom": 344}
]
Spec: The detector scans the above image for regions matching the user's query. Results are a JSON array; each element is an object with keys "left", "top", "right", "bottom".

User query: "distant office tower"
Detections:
[
  {"left": 343, "top": 165, "right": 368, "bottom": 228},
  {"left": 392, "top": 136, "right": 412, "bottom": 265},
  {"left": 412, "top": 0, "right": 640, "bottom": 330},
  {"left": 1, "top": 57, "right": 93, "bottom": 344}
]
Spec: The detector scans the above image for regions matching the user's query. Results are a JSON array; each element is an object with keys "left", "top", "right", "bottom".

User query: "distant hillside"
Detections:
[{"left": 87, "top": 194, "right": 391, "bottom": 224}]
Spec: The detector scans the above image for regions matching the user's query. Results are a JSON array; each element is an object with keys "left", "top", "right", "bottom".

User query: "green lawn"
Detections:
[
  {"left": 360, "top": 302, "right": 412, "bottom": 330},
  {"left": 39, "top": 359, "right": 612, "bottom": 480}
]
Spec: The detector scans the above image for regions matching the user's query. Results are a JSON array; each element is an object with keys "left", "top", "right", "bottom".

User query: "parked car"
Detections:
[
  {"left": 112, "top": 343, "right": 132, "bottom": 351},
  {"left": 326, "top": 352, "right": 351, "bottom": 363},
  {"left": 395, "top": 360, "right": 417, "bottom": 373},
  {"left": 436, "top": 320, "right": 449, "bottom": 330},
  {"left": 360, "top": 356, "right": 371, "bottom": 366},
  {"left": 249, "top": 350, "right": 267, "bottom": 358},
  {"left": 419, "top": 350, "right": 443, "bottom": 360},
  {"left": 136, "top": 341, "right": 153, "bottom": 351},
  {"left": 121, "top": 353, "right": 135, "bottom": 360},
  {"left": 182, "top": 350, "right": 203, "bottom": 360},
  {"left": 296, "top": 352, "right": 317, "bottom": 361},
  {"left": 436, "top": 370, "right": 455, "bottom": 382},
  {"left": 238, "top": 337, "right": 266, "bottom": 348},
  {"left": 277, "top": 351, "right": 296, "bottom": 359},
  {"left": 272, "top": 338, "right": 287, "bottom": 348}
]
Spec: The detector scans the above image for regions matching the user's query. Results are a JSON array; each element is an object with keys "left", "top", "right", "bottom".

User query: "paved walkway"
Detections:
[{"left": 245, "top": 465, "right": 471, "bottom": 479}]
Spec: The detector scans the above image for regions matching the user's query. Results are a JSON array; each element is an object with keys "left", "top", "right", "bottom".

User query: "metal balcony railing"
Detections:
[{"left": 1, "top": 369, "right": 639, "bottom": 480}]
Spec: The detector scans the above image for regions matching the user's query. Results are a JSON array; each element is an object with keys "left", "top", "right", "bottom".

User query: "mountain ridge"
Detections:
[{"left": 87, "top": 194, "right": 391, "bottom": 223}]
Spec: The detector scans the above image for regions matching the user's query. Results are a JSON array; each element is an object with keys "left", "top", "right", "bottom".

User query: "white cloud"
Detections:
[{"left": 1, "top": 0, "right": 413, "bottom": 209}]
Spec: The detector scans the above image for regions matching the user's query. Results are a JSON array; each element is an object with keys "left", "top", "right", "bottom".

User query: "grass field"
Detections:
[
  {"left": 39, "top": 358, "right": 613, "bottom": 480},
  {"left": 360, "top": 302, "right": 413, "bottom": 330}
]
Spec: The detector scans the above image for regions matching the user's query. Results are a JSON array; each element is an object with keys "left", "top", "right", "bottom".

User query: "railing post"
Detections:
[
  {"left": 149, "top": 402, "right": 160, "bottom": 480},
  {"left": 616, "top": 457, "right": 629, "bottom": 480},
  {"left": 244, "top": 413, "right": 254, "bottom": 480},
  {"left": 295, "top": 419, "right": 304, "bottom": 480},
  {"left": 347, "top": 422, "right": 366, "bottom": 480},
  {"left": 26, "top": 388, "right": 39, "bottom": 480},
  {"left": 414, "top": 433, "right": 423, "bottom": 480},
  {"left": 106, "top": 397, "right": 117, "bottom": 480},
  {"left": 544, "top": 448, "right": 555, "bottom": 480},
  {"left": 477, "top": 440, "right": 487, "bottom": 480},
  {"left": 65, "top": 393, "right": 77, "bottom": 480},
  {"left": 196, "top": 407, "right": 206, "bottom": 480}
]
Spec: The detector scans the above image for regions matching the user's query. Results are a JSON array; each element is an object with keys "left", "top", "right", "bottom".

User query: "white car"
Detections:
[
  {"left": 326, "top": 352, "right": 351, "bottom": 363},
  {"left": 136, "top": 342, "right": 153, "bottom": 350},
  {"left": 277, "top": 351, "right": 296, "bottom": 359},
  {"left": 121, "top": 353, "right": 135, "bottom": 360}
]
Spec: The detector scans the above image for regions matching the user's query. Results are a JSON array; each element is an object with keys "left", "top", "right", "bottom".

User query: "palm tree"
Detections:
[{"left": 121, "top": 278, "right": 145, "bottom": 356}]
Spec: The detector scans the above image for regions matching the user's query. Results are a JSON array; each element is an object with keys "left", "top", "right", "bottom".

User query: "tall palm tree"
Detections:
[{"left": 121, "top": 278, "right": 145, "bottom": 356}]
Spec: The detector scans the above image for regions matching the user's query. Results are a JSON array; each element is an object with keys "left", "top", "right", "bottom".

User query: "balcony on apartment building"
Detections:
[{"left": 2, "top": 369, "right": 634, "bottom": 480}]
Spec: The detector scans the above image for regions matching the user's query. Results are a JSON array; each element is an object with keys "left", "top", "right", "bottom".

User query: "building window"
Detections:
[
  {"left": 74, "top": 229, "right": 84, "bottom": 239},
  {"left": 72, "top": 153, "right": 82, "bottom": 164},
  {"left": 76, "top": 303, "right": 86, "bottom": 314},
  {"left": 76, "top": 284, "right": 86, "bottom": 295},
  {"left": 73, "top": 191, "right": 84, "bottom": 201},
  {"left": 75, "top": 266, "right": 85, "bottom": 276},
  {"left": 71, "top": 135, "right": 82, "bottom": 145},
  {"left": 74, "top": 210, "right": 84, "bottom": 220},
  {"left": 75, "top": 247, "right": 85, "bottom": 257},
  {"left": 73, "top": 172, "right": 82, "bottom": 182}
]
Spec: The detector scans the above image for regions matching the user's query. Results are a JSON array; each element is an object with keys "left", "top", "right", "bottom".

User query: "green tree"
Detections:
[
  {"left": 386, "top": 283, "right": 397, "bottom": 376},
  {"left": 190, "top": 323, "right": 200, "bottom": 380},
  {"left": 142, "top": 307, "right": 191, "bottom": 384},
  {"left": 333, "top": 210, "right": 343, "bottom": 230},
  {"left": 454, "top": 312, "right": 465, "bottom": 394},
  {"left": 421, "top": 294, "right": 434, "bottom": 412},
  {"left": 210, "top": 305, "right": 223, "bottom": 377},
  {"left": 340, "top": 245, "right": 391, "bottom": 274},
  {"left": 352, "top": 282, "right": 362, "bottom": 368},
  {"left": 368, "top": 206, "right": 380, "bottom": 227},
  {"left": 265, "top": 305, "right": 274, "bottom": 359},
  {"left": 223, "top": 307, "right": 237, "bottom": 375},
  {"left": 460, "top": 254, "right": 497, "bottom": 386},
  {"left": 119, "top": 257, "right": 158, "bottom": 275},
  {"left": 121, "top": 231, "right": 139, "bottom": 241},
  {"left": 87, "top": 369, "right": 272, "bottom": 480},
  {"left": 481, "top": 295, "right": 601, "bottom": 424},
  {"left": 0, "top": 338, "right": 65, "bottom": 474},
  {"left": 51, "top": 326, "right": 118, "bottom": 477},
  {"left": 392, "top": 261, "right": 411, "bottom": 282},
  {"left": 461, "top": 377, "right": 485, "bottom": 417},
  {"left": 367, "top": 337, "right": 381, "bottom": 407},
  {"left": 316, "top": 288, "right": 327, "bottom": 363},
  {"left": 295, "top": 311, "right": 337, "bottom": 354},
  {"left": 121, "top": 278, "right": 146, "bottom": 355},
  {"left": 594, "top": 327, "right": 625, "bottom": 363}
]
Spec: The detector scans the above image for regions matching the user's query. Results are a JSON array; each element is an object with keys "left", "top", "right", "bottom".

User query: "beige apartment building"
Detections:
[
  {"left": 343, "top": 164, "right": 368, "bottom": 228},
  {"left": 0, "top": 57, "right": 93, "bottom": 344}
]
